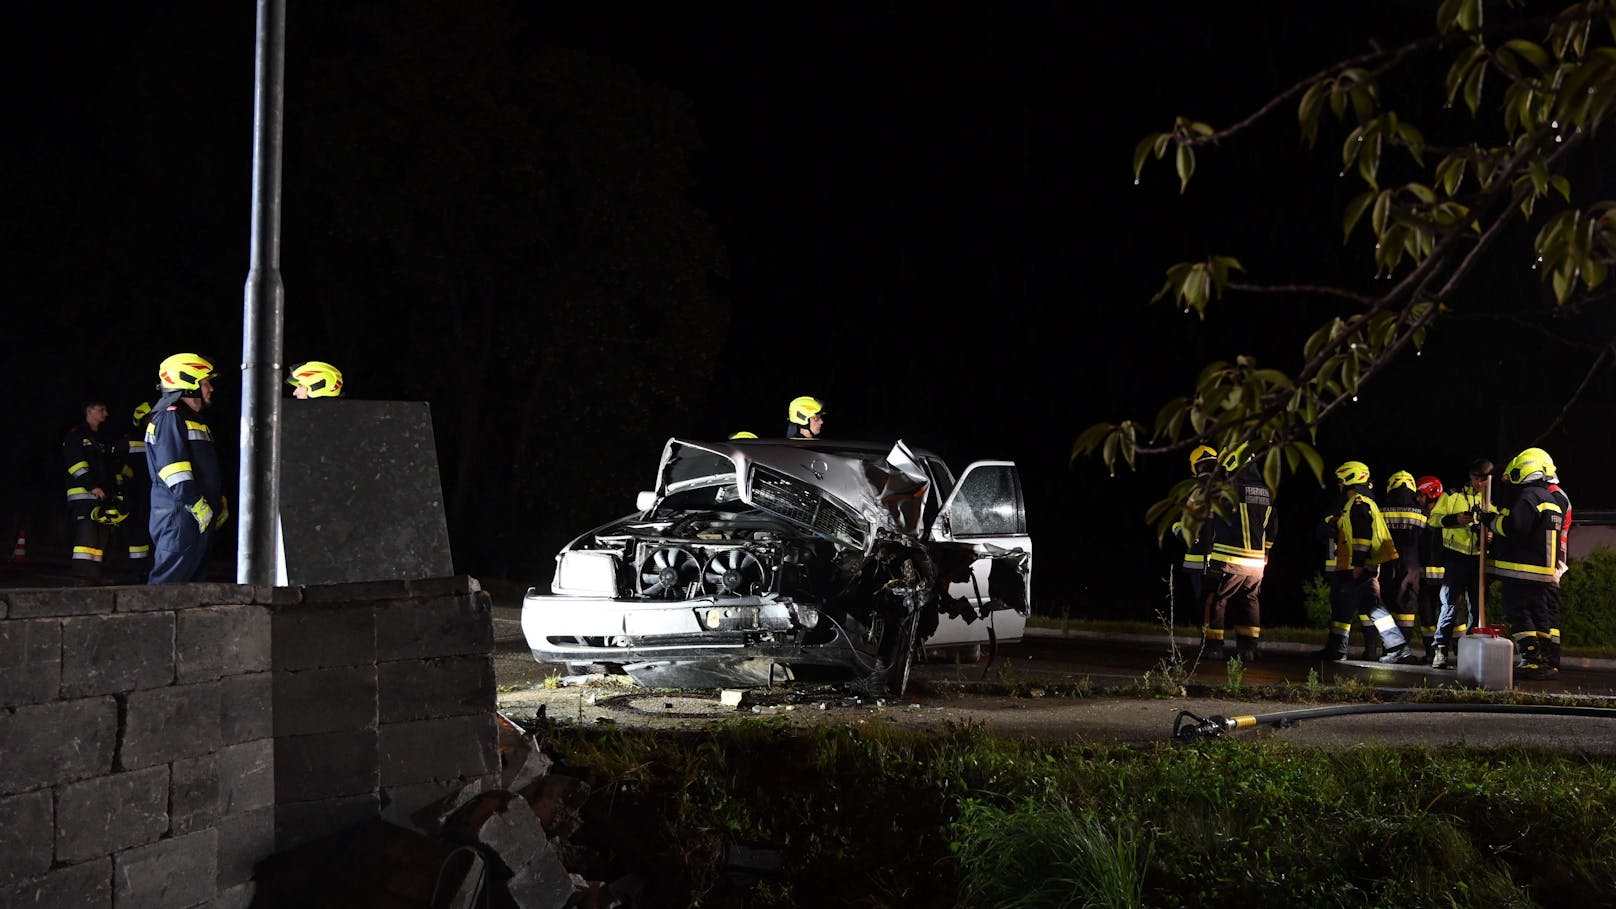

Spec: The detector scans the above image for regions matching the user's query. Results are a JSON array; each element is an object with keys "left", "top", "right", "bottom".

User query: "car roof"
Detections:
[{"left": 720, "top": 437, "right": 946, "bottom": 462}]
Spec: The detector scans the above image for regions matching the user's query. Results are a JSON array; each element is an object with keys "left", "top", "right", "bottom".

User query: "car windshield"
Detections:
[{"left": 663, "top": 449, "right": 736, "bottom": 495}]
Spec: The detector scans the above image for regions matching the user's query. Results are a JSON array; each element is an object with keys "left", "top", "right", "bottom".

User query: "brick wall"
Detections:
[{"left": 0, "top": 577, "right": 497, "bottom": 908}]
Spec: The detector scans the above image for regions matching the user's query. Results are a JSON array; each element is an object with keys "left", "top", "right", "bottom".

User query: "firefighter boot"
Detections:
[
  {"left": 1360, "top": 630, "right": 1383, "bottom": 663},
  {"left": 1235, "top": 637, "right": 1261, "bottom": 663},
  {"left": 1516, "top": 637, "right": 1549, "bottom": 680},
  {"left": 1197, "top": 639, "right": 1228, "bottom": 662},
  {"left": 1379, "top": 643, "right": 1424, "bottom": 665},
  {"left": 1310, "top": 632, "right": 1350, "bottom": 661},
  {"left": 1422, "top": 634, "right": 1437, "bottom": 665},
  {"left": 1430, "top": 643, "right": 1453, "bottom": 670}
]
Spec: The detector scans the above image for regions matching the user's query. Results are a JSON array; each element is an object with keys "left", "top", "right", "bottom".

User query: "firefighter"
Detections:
[
  {"left": 1428, "top": 459, "right": 1495, "bottom": 657},
  {"left": 1198, "top": 444, "right": 1273, "bottom": 662},
  {"left": 146, "top": 354, "right": 227, "bottom": 585},
  {"left": 786, "top": 396, "right": 825, "bottom": 439},
  {"left": 1312, "top": 461, "right": 1421, "bottom": 663},
  {"left": 286, "top": 360, "right": 344, "bottom": 399},
  {"left": 62, "top": 399, "right": 118, "bottom": 584},
  {"left": 1485, "top": 448, "right": 1565, "bottom": 679},
  {"left": 1415, "top": 475, "right": 1449, "bottom": 666},
  {"left": 1379, "top": 471, "right": 1428, "bottom": 660},
  {"left": 1175, "top": 445, "right": 1218, "bottom": 629},
  {"left": 118, "top": 401, "right": 155, "bottom": 582}
]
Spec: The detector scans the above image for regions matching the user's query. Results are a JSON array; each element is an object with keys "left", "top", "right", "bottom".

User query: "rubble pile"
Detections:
[{"left": 255, "top": 711, "right": 647, "bottom": 908}]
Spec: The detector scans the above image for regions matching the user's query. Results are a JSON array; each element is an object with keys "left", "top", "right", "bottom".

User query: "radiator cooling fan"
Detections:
[
  {"left": 638, "top": 547, "right": 699, "bottom": 598},
  {"left": 702, "top": 549, "right": 768, "bottom": 596}
]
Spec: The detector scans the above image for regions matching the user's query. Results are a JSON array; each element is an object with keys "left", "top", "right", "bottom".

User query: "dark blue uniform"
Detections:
[
  {"left": 62, "top": 421, "right": 117, "bottom": 581},
  {"left": 145, "top": 400, "right": 223, "bottom": 584}
]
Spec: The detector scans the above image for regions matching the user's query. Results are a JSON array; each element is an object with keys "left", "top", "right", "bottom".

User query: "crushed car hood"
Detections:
[{"left": 651, "top": 438, "right": 931, "bottom": 548}]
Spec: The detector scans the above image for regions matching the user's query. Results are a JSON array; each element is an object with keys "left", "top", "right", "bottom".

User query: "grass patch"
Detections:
[{"left": 535, "top": 721, "right": 1616, "bottom": 908}]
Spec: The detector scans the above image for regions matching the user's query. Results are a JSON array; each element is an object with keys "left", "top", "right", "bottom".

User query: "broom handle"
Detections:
[{"left": 1476, "top": 480, "right": 1491, "bottom": 628}]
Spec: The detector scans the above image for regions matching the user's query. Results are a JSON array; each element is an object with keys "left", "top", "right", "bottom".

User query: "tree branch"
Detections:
[{"left": 1536, "top": 337, "right": 1616, "bottom": 442}]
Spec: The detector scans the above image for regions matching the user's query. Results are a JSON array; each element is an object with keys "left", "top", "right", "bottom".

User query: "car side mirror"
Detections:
[{"left": 636, "top": 490, "right": 657, "bottom": 512}]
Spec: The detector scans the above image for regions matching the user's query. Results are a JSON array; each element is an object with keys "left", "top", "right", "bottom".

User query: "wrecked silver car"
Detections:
[{"left": 520, "top": 438, "right": 1032, "bottom": 694}]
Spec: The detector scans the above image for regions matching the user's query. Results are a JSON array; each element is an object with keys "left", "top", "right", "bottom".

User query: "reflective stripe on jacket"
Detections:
[
  {"left": 1335, "top": 489, "right": 1397, "bottom": 571},
  {"left": 1206, "top": 465, "right": 1274, "bottom": 576},
  {"left": 1488, "top": 483, "right": 1562, "bottom": 584}
]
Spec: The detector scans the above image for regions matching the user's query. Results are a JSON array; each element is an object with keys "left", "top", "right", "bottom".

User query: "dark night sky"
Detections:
[{"left": 5, "top": 2, "right": 1613, "bottom": 620}]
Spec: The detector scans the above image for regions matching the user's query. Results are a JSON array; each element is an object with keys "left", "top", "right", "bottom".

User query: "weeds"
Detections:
[
  {"left": 953, "top": 797, "right": 1149, "bottom": 909},
  {"left": 539, "top": 723, "right": 1616, "bottom": 908},
  {"left": 1223, "top": 657, "right": 1244, "bottom": 694}
]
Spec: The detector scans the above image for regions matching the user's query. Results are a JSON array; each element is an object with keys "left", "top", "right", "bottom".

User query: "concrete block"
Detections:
[
  {"left": 220, "top": 672, "right": 273, "bottom": 745},
  {"left": 114, "top": 583, "right": 252, "bottom": 613},
  {"left": 405, "top": 575, "right": 481, "bottom": 597},
  {"left": 501, "top": 740, "right": 554, "bottom": 796},
  {"left": 1, "top": 587, "right": 113, "bottom": 618},
  {"left": 216, "top": 807, "right": 274, "bottom": 889},
  {"left": 378, "top": 714, "right": 497, "bottom": 786},
  {"left": 464, "top": 792, "right": 547, "bottom": 865},
  {"left": 275, "top": 731, "right": 378, "bottom": 801},
  {"left": 114, "top": 828, "right": 217, "bottom": 909},
  {"left": 59, "top": 612, "right": 174, "bottom": 696},
  {"left": 2, "top": 858, "right": 110, "bottom": 907},
  {"left": 212, "top": 881, "right": 258, "bottom": 909},
  {"left": 378, "top": 655, "right": 493, "bottom": 723},
  {"left": 380, "top": 773, "right": 497, "bottom": 835},
  {"left": 0, "top": 697, "right": 117, "bottom": 791},
  {"left": 274, "top": 793, "right": 379, "bottom": 852},
  {"left": 507, "top": 844, "right": 574, "bottom": 909},
  {"left": 122, "top": 682, "right": 222, "bottom": 769},
  {"left": 301, "top": 579, "right": 413, "bottom": 604},
  {"left": 0, "top": 618, "right": 61, "bottom": 707},
  {"left": 375, "top": 594, "right": 494, "bottom": 661},
  {"left": 270, "top": 603, "right": 375, "bottom": 670},
  {"left": 177, "top": 604, "right": 271, "bottom": 682},
  {"left": 172, "top": 753, "right": 220, "bottom": 835},
  {"left": 254, "top": 585, "right": 303, "bottom": 605},
  {"left": 0, "top": 789, "right": 53, "bottom": 881},
  {"left": 219, "top": 739, "right": 275, "bottom": 814},
  {"left": 55, "top": 765, "right": 169, "bottom": 862},
  {"left": 272, "top": 665, "right": 377, "bottom": 736}
]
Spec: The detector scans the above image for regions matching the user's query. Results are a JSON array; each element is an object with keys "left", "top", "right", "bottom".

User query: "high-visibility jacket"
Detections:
[
  {"left": 145, "top": 402, "right": 224, "bottom": 532},
  {"left": 1205, "top": 464, "right": 1274, "bottom": 576},
  {"left": 1488, "top": 482, "right": 1563, "bottom": 585},
  {"left": 63, "top": 422, "right": 117, "bottom": 507},
  {"left": 1335, "top": 488, "right": 1397, "bottom": 571},
  {"left": 1381, "top": 486, "right": 1427, "bottom": 574},
  {"left": 1429, "top": 487, "right": 1493, "bottom": 562},
  {"left": 1548, "top": 481, "right": 1572, "bottom": 569}
]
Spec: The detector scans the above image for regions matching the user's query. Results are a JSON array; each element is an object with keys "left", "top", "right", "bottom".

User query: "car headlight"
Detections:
[{"left": 551, "top": 550, "right": 620, "bottom": 597}]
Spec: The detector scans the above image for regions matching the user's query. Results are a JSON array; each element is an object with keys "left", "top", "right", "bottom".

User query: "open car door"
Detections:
[{"left": 925, "top": 460, "right": 1031, "bottom": 648}]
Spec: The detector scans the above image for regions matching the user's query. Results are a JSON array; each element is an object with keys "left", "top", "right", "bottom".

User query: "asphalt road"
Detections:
[{"left": 492, "top": 608, "right": 1616, "bottom": 751}]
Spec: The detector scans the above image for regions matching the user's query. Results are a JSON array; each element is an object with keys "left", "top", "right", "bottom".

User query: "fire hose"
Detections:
[{"left": 1173, "top": 702, "right": 1616, "bottom": 743}]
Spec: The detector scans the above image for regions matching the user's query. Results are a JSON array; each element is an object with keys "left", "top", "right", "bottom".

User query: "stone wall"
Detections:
[{"left": 0, "top": 577, "right": 497, "bottom": 908}]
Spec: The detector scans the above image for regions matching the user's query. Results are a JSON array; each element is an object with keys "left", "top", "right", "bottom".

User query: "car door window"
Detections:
[{"left": 947, "top": 464, "right": 1025, "bottom": 536}]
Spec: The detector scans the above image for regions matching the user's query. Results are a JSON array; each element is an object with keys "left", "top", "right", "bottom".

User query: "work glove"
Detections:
[
  {"left": 213, "top": 496, "right": 230, "bottom": 530},
  {"left": 189, "top": 499, "right": 214, "bottom": 533}
]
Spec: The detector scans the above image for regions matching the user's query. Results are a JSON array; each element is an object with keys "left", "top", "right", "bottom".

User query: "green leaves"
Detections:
[
  {"left": 1095, "top": 0, "right": 1616, "bottom": 546},
  {"left": 1150, "top": 257, "right": 1245, "bottom": 317},
  {"left": 1133, "top": 118, "right": 1216, "bottom": 190}
]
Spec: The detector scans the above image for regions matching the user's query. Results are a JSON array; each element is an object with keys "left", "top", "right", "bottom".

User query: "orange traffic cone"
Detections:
[{"left": 10, "top": 529, "right": 25, "bottom": 563}]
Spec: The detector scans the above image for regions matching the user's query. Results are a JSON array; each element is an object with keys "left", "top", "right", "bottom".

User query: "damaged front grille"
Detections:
[{"left": 750, "top": 466, "right": 864, "bottom": 546}]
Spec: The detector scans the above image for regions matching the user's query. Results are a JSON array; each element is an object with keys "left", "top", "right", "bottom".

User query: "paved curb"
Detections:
[{"left": 1022, "top": 626, "right": 1616, "bottom": 672}]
